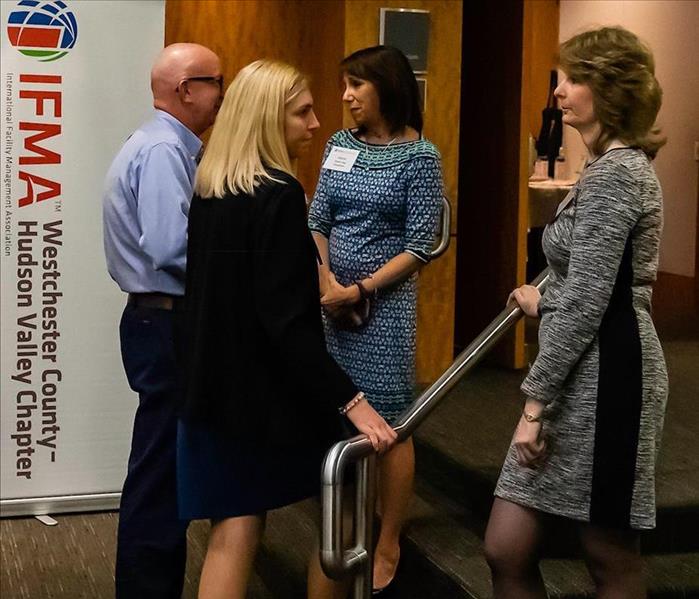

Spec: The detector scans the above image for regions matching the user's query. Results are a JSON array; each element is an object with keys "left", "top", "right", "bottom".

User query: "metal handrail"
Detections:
[
  {"left": 320, "top": 268, "right": 551, "bottom": 596},
  {"left": 430, "top": 196, "right": 451, "bottom": 259}
]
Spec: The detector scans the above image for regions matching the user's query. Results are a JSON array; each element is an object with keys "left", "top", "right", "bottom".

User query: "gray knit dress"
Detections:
[{"left": 495, "top": 148, "right": 668, "bottom": 530}]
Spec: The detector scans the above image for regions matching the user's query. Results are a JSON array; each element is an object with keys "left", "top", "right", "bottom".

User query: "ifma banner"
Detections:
[{"left": 1, "top": 0, "right": 165, "bottom": 516}]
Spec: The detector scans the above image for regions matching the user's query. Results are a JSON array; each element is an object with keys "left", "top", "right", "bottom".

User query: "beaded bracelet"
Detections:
[
  {"left": 354, "top": 279, "right": 371, "bottom": 300},
  {"left": 339, "top": 391, "right": 366, "bottom": 415}
]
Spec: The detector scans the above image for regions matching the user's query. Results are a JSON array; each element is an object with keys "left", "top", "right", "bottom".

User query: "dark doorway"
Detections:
[{"left": 454, "top": 1, "right": 525, "bottom": 364}]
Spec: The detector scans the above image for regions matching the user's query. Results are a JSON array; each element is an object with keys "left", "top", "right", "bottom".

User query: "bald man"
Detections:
[{"left": 103, "top": 43, "right": 222, "bottom": 598}]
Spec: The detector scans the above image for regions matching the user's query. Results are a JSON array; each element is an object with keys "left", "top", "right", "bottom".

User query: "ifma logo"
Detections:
[{"left": 7, "top": 0, "right": 78, "bottom": 62}]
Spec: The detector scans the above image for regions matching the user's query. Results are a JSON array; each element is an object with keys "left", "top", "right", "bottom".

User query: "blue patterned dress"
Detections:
[{"left": 308, "top": 129, "right": 443, "bottom": 421}]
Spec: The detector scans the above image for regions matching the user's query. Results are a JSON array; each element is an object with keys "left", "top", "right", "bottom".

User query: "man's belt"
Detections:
[{"left": 127, "top": 292, "right": 180, "bottom": 310}]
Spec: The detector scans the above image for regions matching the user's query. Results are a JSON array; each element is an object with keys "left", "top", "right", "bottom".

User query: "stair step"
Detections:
[
  {"left": 540, "top": 553, "right": 699, "bottom": 599},
  {"left": 240, "top": 476, "right": 699, "bottom": 598},
  {"left": 187, "top": 519, "right": 276, "bottom": 598},
  {"left": 414, "top": 347, "right": 699, "bottom": 554},
  {"left": 399, "top": 485, "right": 493, "bottom": 598},
  {"left": 242, "top": 480, "right": 699, "bottom": 599},
  {"left": 402, "top": 481, "right": 699, "bottom": 599},
  {"left": 256, "top": 498, "right": 319, "bottom": 598},
  {"left": 242, "top": 341, "right": 698, "bottom": 597},
  {"left": 254, "top": 497, "right": 475, "bottom": 599}
]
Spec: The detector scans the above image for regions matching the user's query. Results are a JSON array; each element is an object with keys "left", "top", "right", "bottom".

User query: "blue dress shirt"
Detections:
[{"left": 103, "top": 110, "right": 202, "bottom": 295}]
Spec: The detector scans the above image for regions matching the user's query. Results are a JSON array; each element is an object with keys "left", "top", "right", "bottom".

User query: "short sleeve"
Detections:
[{"left": 403, "top": 156, "right": 444, "bottom": 263}]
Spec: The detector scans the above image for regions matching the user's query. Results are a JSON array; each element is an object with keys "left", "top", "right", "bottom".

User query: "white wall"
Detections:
[{"left": 559, "top": 0, "right": 699, "bottom": 277}]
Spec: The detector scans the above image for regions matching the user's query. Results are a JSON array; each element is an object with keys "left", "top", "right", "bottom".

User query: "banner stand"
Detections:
[
  {"left": 1, "top": 1, "right": 165, "bottom": 518},
  {"left": 1, "top": 493, "right": 120, "bottom": 518}
]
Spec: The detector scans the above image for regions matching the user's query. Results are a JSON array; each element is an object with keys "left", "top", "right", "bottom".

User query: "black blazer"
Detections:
[{"left": 179, "top": 171, "right": 357, "bottom": 448}]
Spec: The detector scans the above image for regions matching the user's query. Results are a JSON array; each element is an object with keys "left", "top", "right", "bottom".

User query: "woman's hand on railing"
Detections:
[
  {"left": 345, "top": 400, "right": 398, "bottom": 454},
  {"left": 506, "top": 285, "right": 541, "bottom": 318}
]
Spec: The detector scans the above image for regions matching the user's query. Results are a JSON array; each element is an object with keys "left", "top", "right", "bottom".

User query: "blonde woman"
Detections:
[{"left": 176, "top": 60, "right": 396, "bottom": 599}]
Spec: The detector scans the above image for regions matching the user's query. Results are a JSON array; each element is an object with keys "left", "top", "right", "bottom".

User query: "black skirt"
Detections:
[{"left": 176, "top": 417, "right": 354, "bottom": 520}]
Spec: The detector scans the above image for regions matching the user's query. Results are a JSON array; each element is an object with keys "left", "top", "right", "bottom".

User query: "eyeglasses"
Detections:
[{"left": 177, "top": 75, "right": 224, "bottom": 91}]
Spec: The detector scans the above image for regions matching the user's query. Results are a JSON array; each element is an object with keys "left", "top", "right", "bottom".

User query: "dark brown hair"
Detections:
[
  {"left": 340, "top": 45, "right": 423, "bottom": 134},
  {"left": 559, "top": 26, "right": 665, "bottom": 158}
]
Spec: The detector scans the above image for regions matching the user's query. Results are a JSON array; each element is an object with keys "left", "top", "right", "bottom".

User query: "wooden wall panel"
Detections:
[
  {"left": 295, "top": 1, "right": 345, "bottom": 190},
  {"left": 344, "top": 0, "right": 462, "bottom": 383},
  {"left": 343, "top": 0, "right": 461, "bottom": 231},
  {"left": 653, "top": 272, "right": 698, "bottom": 338},
  {"left": 525, "top": 0, "right": 560, "bottom": 143},
  {"left": 166, "top": 0, "right": 461, "bottom": 384},
  {"left": 695, "top": 163, "right": 698, "bottom": 307},
  {"left": 417, "top": 242, "right": 457, "bottom": 379},
  {"left": 165, "top": 0, "right": 344, "bottom": 193},
  {"left": 514, "top": 0, "right": 560, "bottom": 367}
]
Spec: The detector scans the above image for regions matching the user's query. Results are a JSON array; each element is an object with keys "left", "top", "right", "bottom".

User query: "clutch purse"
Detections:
[{"left": 330, "top": 298, "right": 371, "bottom": 330}]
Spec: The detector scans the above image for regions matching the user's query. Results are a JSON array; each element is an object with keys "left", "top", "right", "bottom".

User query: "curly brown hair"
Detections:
[{"left": 559, "top": 26, "right": 666, "bottom": 158}]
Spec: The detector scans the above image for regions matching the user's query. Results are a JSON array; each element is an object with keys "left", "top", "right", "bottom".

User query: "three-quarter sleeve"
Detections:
[
  {"left": 252, "top": 179, "right": 357, "bottom": 410},
  {"left": 308, "top": 142, "right": 334, "bottom": 238},
  {"left": 403, "top": 156, "right": 444, "bottom": 263},
  {"left": 521, "top": 162, "right": 642, "bottom": 404}
]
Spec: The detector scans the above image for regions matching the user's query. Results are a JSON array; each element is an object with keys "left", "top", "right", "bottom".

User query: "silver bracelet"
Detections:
[{"left": 339, "top": 391, "right": 366, "bottom": 415}]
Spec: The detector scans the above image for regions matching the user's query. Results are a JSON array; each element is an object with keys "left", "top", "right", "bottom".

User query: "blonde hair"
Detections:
[
  {"left": 559, "top": 26, "right": 665, "bottom": 159},
  {"left": 195, "top": 60, "right": 307, "bottom": 197}
]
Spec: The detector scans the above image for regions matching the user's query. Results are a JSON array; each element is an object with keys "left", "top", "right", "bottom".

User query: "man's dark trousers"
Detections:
[{"left": 116, "top": 303, "right": 188, "bottom": 598}]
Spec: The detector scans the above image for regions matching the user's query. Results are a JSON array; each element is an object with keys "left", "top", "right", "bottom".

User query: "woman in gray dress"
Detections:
[{"left": 485, "top": 27, "right": 668, "bottom": 598}]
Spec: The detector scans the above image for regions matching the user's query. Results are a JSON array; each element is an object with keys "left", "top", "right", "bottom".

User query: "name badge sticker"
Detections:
[{"left": 322, "top": 147, "right": 360, "bottom": 172}]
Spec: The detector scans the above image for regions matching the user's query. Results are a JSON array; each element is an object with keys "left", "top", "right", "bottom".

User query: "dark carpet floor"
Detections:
[{"left": 2, "top": 327, "right": 697, "bottom": 598}]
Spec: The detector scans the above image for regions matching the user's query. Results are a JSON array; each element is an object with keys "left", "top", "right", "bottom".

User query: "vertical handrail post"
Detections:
[{"left": 352, "top": 454, "right": 376, "bottom": 599}]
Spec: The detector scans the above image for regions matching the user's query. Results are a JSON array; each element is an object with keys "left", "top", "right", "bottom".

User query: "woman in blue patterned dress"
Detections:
[{"left": 308, "top": 46, "right": 443, "bottom": 595}]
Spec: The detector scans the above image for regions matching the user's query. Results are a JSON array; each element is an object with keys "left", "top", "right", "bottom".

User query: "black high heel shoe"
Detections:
[
  {"left": 371, "top": 576, "right": 397, "bottom": 597},
  {"left": 371, "top": 553, "right": 400, "bottom": 597}
]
